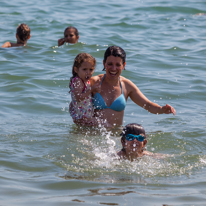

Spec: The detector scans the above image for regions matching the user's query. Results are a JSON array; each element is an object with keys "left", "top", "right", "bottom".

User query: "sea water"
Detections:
[{"left": 0, "top": 0, "right": 206, "bottom": 205}]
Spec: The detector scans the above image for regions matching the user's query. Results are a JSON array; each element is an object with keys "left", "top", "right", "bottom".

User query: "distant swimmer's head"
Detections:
[
  {"left": 103, "top": 45, "right": 126, "bottom": 71},
  {"left": 16, "top": 23, "right": 31, "bottom": 42},
  {"left": 64, "top": 26, "right": 79, "bottom": 44}
]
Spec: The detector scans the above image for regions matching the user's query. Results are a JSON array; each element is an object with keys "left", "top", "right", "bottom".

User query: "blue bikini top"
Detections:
[{"left": 93, "top": 75, "right": 126, "bottom": 112}]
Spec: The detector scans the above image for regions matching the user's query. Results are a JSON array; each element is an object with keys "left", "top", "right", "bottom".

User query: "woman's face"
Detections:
[{"left": 103, "top": 55, "right": 126, "bottom": 79}]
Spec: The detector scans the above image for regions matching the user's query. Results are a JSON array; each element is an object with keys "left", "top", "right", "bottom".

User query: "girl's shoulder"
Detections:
[{"left": 71, "top": 77, "right": 85, "bottom": 87}]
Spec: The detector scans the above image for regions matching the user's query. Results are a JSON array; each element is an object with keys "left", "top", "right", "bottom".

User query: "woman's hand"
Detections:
[
  {"left": 91, "top": 82, "right": 101, "bottom": 93},
  {"left": 162, "top": 104, "right": 176, "bottom": 115}
]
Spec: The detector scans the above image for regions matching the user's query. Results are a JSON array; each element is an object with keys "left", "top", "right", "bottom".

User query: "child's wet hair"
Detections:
[
  {"left": 16, "top": 23, "right": 30, "bottom": 41},
  {"left": 103, "top": 45, "right": 126, "bottom": 71},
  {"left": 120, "top": 123, "right": 147, "bottom": 143},
  {"left": 64, "top": 26, "right": 79, "bottom": 37},
  {"left": 69, "top": 53, "right": 96, "bottom": 90}
]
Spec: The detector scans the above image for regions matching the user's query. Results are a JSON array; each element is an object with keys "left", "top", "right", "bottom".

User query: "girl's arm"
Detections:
[{"left": 72, "top": 78, "right": 91, "bottom": 102}]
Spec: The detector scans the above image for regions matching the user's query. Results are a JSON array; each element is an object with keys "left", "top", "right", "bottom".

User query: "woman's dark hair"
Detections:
[
  {"left": 16, "top": 23, "right": 30, "bottom": 41},
  {"left": 103, "top": 45, "right": 126, "bottom": 71},
  {"left": 64, "top": 26, "right": 79, "bottom": 37},
  {"left": 69, "top": 53, "right": 96, "bottom": 92},
  {"left": 120, "top": 123, "right": 147, "bottom": 143}
]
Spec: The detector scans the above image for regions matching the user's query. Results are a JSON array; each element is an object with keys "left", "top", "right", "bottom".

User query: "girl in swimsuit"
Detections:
[
  {"left": 91, "top": 46, "right": 176, "bottom": 127},
  {"left": 69, "top": 53, "right": 111, "bottom": 127}
]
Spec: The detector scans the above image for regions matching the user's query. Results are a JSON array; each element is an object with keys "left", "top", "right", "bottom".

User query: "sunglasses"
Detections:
[{"left": 125, "top": 134, "right": 145, "bottom": 142}]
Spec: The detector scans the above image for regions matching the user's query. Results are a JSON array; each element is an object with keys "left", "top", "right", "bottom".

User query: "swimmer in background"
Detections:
[
  {"left": 58, "top": 26, "right": 79, "bottom": 46},
  {"left": 69, "top": 53, "right": 111, "bottom": 127},
  {"left": 1, "top": 23, "right": 31, "bottom": 48},
  {"left": 117, "top": 123, "right": 162, "bottom": 161}
]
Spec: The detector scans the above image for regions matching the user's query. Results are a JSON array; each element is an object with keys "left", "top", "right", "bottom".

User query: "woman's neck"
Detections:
[{"left": 104, "top": 74, "right": 119, "bottom": 86}]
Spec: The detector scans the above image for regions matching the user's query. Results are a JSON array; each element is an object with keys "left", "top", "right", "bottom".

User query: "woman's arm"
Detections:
[
  {"left": 90, "top": 75, "right": 103, "bottom": 96},
  {"left": 125, "top": 78, "right": 176, "bottom": 115}
]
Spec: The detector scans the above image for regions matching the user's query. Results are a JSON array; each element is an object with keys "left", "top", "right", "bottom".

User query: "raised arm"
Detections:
[{"left": 126, "top": 79, "right": 175, "bottom": 115}]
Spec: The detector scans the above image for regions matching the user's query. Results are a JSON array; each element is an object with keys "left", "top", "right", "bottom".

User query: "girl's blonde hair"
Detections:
[{"left": 69, "top": 53, "right": 96, "bottom": 90}]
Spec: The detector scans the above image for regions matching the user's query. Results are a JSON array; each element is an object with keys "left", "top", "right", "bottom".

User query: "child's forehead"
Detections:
[
  {"left": 65, "top": 28, "right": 75, "bottom": 33},
  {"left": 81, "top": 59, "right": 95, "bottom": 66}
]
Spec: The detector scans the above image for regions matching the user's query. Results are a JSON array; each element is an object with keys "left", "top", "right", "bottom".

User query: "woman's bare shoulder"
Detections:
[
  {"left": 90, "top": 74, "right": 104, "bottom": 82},
  {"left": 120, "top": 75, "right": 135, "bottom": 85},
  {"left": 120, "top": 75, "right": 138, "bottom": 95}
]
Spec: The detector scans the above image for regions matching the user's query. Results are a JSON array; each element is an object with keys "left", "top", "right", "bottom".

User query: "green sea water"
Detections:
[{"left": 0, "top": 0, "right": 206, "bottom": 205}]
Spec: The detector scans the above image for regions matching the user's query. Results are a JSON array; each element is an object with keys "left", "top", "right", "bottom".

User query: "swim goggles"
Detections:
[{"left": 125, "top": 134, "right": 145, "bottom": 142}]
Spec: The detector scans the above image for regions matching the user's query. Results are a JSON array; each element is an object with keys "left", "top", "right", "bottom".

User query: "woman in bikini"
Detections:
[
  {"left": 90, "top": 45, "right": 175, "bottom": 127},
  {"left": 70, "top": 46, "right": 175, "bottom": 127}
]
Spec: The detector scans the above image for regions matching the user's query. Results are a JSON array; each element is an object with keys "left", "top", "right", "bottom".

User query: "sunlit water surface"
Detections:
[{"left": 1, "top": 0, "right": 206, "bottom": 205}]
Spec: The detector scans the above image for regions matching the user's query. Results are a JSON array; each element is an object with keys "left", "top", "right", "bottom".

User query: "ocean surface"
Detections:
[{"left": 0, "top": 0, "right": 206, "bottom": 205}]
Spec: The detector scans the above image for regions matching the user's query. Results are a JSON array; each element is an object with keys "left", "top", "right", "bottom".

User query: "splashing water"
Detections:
[{"left": 54, "top": 129, "right": 206, "bottom": 183}]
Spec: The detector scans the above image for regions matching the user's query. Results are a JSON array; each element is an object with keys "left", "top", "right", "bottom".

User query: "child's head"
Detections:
[
  {"left": 64, "top": 26, "right": 79, "bottom": 44},
  {"left": 120, "top": 123, "right": 147, "bottom": 152},
  {"left": 69, "top": 53, "right": 96, "bottom": 88},
  {"left": 16, "top": 23, "right": 31, "bottom": 42}
]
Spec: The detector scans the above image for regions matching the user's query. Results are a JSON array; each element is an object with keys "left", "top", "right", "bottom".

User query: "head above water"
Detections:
[
  {"left": 16, "top": 23, "right": 31, "bottom": 42},
  {"left": 103, "top": 45, "right": 126, "bottom": 71},
  {"left": 64, "top": 26, "right": 79, "bottom": 44},
  {"left": 64, "top": 26, "right": 79, "bottom": 37},
  {"left": 69, "top": 53, "right": 96, "bottom": 89},
  {"left": 120, "top": 123, "right": 147, "bottom": 143}
]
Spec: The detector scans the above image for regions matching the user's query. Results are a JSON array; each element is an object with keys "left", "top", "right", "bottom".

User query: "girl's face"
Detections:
[
  {"left": 74, "top": 61, "right": 95, "bottom": 82},
  {"left": 64, "top": 28, "right": 79, "bottom": 44},
  {"left": 103, "top": 55, "right": 126, "bottom": 79}
]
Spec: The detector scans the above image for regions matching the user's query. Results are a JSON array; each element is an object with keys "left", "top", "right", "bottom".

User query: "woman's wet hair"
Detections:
[
  {"left": 64, "top": 26, "right": 79, "bottom": 37},
  {"left": 103, "top": 45, "right": 126, "bottom": 71},
  {"left": 69, "top": 53, "right": 96, "bottom": 91},
  {"left": 120, "top": 123, "right": 147, "bottom": 143},
  {"left": 16, "top": 23, "right": 30, "bottom": 41}
]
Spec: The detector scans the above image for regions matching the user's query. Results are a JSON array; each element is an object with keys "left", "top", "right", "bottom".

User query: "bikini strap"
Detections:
[
  {"left": 119, "top": 77, "right": 123, "bottom": 94},
  {"left": 100, "top": 74, "right": 106, "bottom": 85}
]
